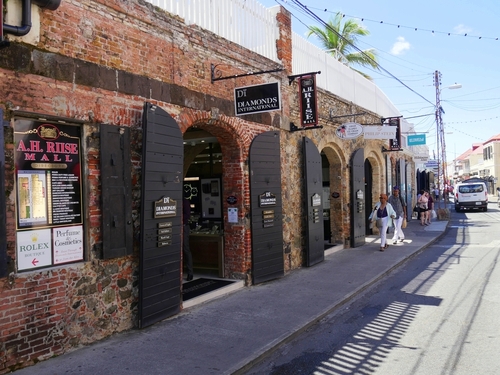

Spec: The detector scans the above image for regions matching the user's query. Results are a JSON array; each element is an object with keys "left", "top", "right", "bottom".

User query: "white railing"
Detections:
[
  {"left": 145, "top": 0, "right": 400, "bottom": 118},
  {"left": 292, "top": 33, "right": 400, "bottom": 118},
  {"left": 145, "top": 0, "right": 279, "bottom": 62}
]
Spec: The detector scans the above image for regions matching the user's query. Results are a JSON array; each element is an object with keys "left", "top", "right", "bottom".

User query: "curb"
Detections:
[{"left": 230, "top": 220, "right": 450, "bottom": 375}]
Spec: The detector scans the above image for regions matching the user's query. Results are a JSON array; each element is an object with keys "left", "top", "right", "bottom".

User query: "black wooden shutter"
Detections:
[
  {"left": 0, "top": 109, "right": 6, "bottom": 277},
  {"left": 100, "top": 124, "right": 133, "bottom": 259},
  {"left": 250, "top": 131, "right": 284, "bottom": 284},
  {"left": 303, "top": 137, "right": 324, "bottom": 266},
  {"left": 138, "top": 103, "right": 183, "bottom": 328},
  {"left": 350, "top": 149, "right": 365, "bottom": 247}
]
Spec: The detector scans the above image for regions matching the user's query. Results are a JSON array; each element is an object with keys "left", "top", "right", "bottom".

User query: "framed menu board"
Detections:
[{"left": 14, "top": 118, "right": 84, "bottom": 270}]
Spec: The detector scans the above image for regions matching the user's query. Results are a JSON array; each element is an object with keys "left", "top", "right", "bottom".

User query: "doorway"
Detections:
[{"left": 183, "top": 128, "right": 224, "bottom": 279}]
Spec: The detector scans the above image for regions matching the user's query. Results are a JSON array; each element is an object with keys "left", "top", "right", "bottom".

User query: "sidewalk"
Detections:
[{"left": 13, "top": 218, "right": 448, "bottom": 375}]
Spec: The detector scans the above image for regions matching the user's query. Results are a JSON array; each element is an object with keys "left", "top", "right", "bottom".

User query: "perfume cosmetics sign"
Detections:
[{"left": 53, "top": 225, "right": 84, "bottom": 265}]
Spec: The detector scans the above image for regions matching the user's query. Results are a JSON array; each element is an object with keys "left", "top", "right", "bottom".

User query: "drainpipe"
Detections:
[{"left": 3, "top": 0, "right": 61, "bottom": 37}]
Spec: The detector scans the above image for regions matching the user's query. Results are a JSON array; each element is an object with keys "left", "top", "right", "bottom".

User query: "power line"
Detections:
[{"left": 288, "top": 0, "right": 436, "bottom": 108}]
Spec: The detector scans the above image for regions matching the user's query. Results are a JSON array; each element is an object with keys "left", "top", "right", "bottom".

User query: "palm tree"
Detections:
[{"left": 307, "top": 12, "right": 379, "bottom": 80}]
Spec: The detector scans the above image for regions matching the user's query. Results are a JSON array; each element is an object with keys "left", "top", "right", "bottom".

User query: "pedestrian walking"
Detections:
[
  {"left": 426, "top": 192, "right": 434, "bottom": 224},
  {"left": 388, "top": 186, "right": 407, "bottom": 244},
  {"left": 418, "top": 190, "right": 429, "bottom": 226},
  {"left": 369, "top": 193, "right": 396, "bottom": 251}
]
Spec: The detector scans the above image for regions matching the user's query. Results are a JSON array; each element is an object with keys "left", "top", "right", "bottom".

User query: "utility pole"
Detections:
[
  {"left": 434, "top": 70, "right": 443, "bottom": 209},
  {"left": 434, "top": 71, "right": 461, "bottom": 210}
]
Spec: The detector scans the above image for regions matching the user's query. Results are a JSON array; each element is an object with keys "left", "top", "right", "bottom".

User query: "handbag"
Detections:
[
  {"left": 402, "top": 218, "right": 407, "bottom": 228},
  {"left": 376, "top": 218, "right": 383, "bottom": 228}
]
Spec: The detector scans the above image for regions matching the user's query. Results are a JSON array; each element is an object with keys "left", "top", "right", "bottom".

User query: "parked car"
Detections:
[{"left": 455, "top": 179, "right": 488, "bottom": 212}]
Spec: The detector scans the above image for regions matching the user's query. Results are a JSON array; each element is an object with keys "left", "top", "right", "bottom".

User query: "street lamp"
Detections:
[{"left": 434, "top": 70, "right": 462, "bottom": 209}]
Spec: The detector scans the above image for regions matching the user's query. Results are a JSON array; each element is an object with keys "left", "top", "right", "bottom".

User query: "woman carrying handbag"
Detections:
[{"left": 369, "top": 193, "right": 397, "bottom": 251}]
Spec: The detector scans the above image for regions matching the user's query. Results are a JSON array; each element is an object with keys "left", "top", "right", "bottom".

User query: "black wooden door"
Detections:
[
  {"left": 303, "top": 137, "right": 324, "bottom": 267},
  {"left": 0, "top": 109, "right": 6, "bottom": 278},
  {"left": 350, "top": 149, "right": 365, "bottom": 248},
  {"left": 250, "top": 131, "right": 284, "bottom": 284},
  {"left": 364, "top": 159, "right": 373, "bottom": 235},
  {"left": 138, "top": 103, "right": 183, "bottom": 328},
  {"left": 100, "top": 124, "right": 133, "bottom": 259}
]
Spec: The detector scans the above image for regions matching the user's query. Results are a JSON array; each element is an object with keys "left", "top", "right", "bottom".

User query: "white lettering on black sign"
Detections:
[
  {"left": 259, "top": 191, "right": 277, "bottom": 207},
  {"left": 154, "top": 196, "right": 177, "bottom": 218},
  {"left": 234, "top": 82, "right": 281, "bottom": 116}
]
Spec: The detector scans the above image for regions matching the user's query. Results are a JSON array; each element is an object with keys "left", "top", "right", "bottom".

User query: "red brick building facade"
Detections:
[{"left": 0, "top": 0, "right": 411, "bottom": 372}]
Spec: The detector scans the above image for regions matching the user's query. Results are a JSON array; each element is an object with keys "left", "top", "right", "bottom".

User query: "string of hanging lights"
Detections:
[{"left": 303, "top": 6, "right": 500, "bottom": 41}]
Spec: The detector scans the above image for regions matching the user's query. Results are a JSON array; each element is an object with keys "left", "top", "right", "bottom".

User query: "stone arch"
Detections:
[
  {"left": 365, "top": 148, "right": 385, "bottom": 204},
  {"left": 178, "top": 109, "right": 270, "bottom": 281},
  {"left": 320, "top": 142, "right": 347, "bottom": 245}
]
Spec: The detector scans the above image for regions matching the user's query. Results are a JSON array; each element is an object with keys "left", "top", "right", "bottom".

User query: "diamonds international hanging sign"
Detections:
[{"left": 234, "top": 82, "right": 281, "bottom": 116}]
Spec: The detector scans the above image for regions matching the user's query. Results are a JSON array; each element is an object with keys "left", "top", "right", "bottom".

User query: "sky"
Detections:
[{"left": 256, "top": 0, "right": 500, "bottom": 165}]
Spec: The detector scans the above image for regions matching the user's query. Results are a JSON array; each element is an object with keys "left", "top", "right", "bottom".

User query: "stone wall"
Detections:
[{"left": 0, "top": 0, "right": 413, "bottom": 372}]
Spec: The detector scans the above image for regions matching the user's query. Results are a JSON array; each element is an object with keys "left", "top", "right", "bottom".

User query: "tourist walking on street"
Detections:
[
  {"left": 388, "top": 186, "right": 407, "bottom": 244},
  {"left": 426, "top": 191, "right": 434, "bottom": 225},
  {"left": 418, "top": 190, "right": 429, "bottom": 226},
  {"left": 370, "top": 193, "right": 396, "bottom": 251}
]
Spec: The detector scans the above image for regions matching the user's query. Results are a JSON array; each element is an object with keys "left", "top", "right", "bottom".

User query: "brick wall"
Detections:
[
  {"left": 0, "top": 0, "right": 413, "bottom": 372},
  {"left": 0, "top": 1, "right": 293, "bottom": 372}
]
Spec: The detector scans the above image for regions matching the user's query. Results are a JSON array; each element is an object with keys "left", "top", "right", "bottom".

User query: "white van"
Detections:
[{"left": 454, "top": 178, "right": 488, "bottom": 212}]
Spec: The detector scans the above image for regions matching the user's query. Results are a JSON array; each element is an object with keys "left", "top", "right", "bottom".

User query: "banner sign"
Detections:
[
  {"left": 234, "top": 82, "right": 281, "bottom": 116},
  {"left": 299, "top": 75, "right": 318, "bottom": 126},
  {"left": 388, "top": 118, "right": 402, "bottom": 151},
  {"left": 413, "top": 154, "right": 429, "bottom": 162},
  {"left": 407, "top": 134, "right": 426, "bottom": 146},
  {"left": 425, "top": 160, "right": 439, "bottom": 169},
  {"left": 363, "top": 125, "right": 397, "bottom": 139},
  {"left": 335, "top": 122, "right": 363, "bottom": 139}
]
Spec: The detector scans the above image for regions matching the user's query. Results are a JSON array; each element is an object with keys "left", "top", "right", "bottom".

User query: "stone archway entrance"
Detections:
[
  {"left": 182, "top": 122, "right": 250, "bottom": 282},
  {"left": 321, "top": 146, "right": 345, "bottom": 246}
]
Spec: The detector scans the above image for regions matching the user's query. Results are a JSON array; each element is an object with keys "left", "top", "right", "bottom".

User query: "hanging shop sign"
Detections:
[
  {"left": 299, "top": 75, "right": 318, "bottom": 126},
  {"left": 363, "top": 125, "right": 397, "bottom": 139},
  {"left": 388, "top": 118, "right": 402, "bottom": 151},
  {"left": 14, "top": 118, "right": 84, "bottom": 270},
  {"left": 234, "top": 82, "right": 281, "bottom": 116},
  {"left": 413, "top": 153, "right": 429, "bottom": 162},
  {"left": 407, "top": 134, "right": 426, "bottom": 146},
  {"left": 335, "top": 122, "right": 363, "bottom": 139}
]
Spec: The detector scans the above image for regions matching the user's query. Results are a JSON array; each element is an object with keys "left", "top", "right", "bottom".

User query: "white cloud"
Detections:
[
  {"left": 454, "top": 24, "right": 473, "bottom": 35},
  {"left": 390, "top": 37, "right": 411, "bottom": 55}
]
